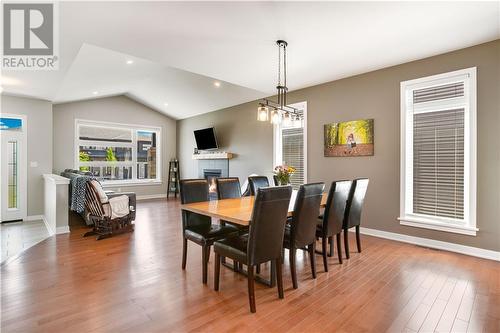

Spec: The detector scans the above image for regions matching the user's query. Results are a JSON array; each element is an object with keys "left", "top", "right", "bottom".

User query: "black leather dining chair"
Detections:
[
  {"left": 316, "top": 180, "right": 353, "bottom": 271},
  {"left": 213, "top": 186, "right": 292, "bottom": 313},
  {"left": 248, "top": 176, "right": 270, "bottom": 195},
  {"left": 215, "top": 177, "right": 247, "bottom": 270},
  {"left": 343, "top": 178, "right": 369, "bottom": 259},
  {"left": 283, "top": 182, "right": 325, "bottom": 289},
  {"left": 216, "top": 177, "right": 242, "bottom": 200},
  {"left": 180, "top": 179, "right": 239, "bottom": 284}
]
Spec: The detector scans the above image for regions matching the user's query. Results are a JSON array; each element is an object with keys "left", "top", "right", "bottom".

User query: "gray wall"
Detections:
[
  {"left": 177, "top": 40, "right": 500, "bottom": 252},
  {"left": 177, "top": 101, "right": 275, "bottom": 182},
  {"left": 1, "top": 95, "right": 53, "bottom": 216},
  {"left": 53, "top": 95, "right": 177, "bottom": 197}
]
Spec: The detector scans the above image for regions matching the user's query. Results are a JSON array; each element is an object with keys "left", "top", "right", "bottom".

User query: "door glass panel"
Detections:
[{"left": 8, "top": 140, "right": 18, "bottom": 209}]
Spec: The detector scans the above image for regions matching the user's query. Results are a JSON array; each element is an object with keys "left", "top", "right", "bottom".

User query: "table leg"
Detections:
[{"left": 221, "top": 261, "right": 276, "bottom": 287}]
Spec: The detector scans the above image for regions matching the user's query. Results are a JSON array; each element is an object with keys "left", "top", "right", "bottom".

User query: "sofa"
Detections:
[{"left": 61, "top": 169, "right": 136, "bottom": 226}]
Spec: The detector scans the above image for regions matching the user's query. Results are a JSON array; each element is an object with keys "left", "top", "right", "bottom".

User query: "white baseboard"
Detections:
[
  {"left": 41, "top": 216, "right": 55, "bottom": 236},
  {"left": 24, "top": 215, "right": 44, "bottom": 221},
  {"left": 352, "top": 226, "right": 500, "bottom": 262},
  {"left": 136, "top": 193, "right": 168, "bottom": 201},
  {"left": 56, "top": 226, "right": 70, "bottom": 234},
  {"left": 27, "top": 215, "right": 68, "bottom": 235}
]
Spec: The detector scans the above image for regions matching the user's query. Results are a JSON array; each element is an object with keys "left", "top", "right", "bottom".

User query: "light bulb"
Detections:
[
  {"left": 283, "top": 112, "right": 292, "bottom": 127},
  {"left": 271, "top": 110, "right": 281, "bottom": 124},
  {"left": 257, "top": 106, "right": 269, "bottom": 121}
]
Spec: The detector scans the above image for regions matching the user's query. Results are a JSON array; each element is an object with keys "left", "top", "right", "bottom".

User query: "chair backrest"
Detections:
[
  {"left": 321, "top": 180, "right": 353, "bottom": 237},
  {"left": 248, "top": 176, "right": 270, "bottom": 195},
  {"left": 345, "top": 178, "right": 369, "bottom": 229},
  {"left": 216, "top": 177, "right": 241, "bottom": 200},
  {"left": 85, "top": 181, "right": 105, "bottom": 217},
  {"left": 247, "top": 186, "right": 292, "bottom": 265},
  {"left": 179, "top": 179, "right": 211, "bottom": 229},
  {"left": 290, "top": 183, "right": 325, "bottom": 248}
]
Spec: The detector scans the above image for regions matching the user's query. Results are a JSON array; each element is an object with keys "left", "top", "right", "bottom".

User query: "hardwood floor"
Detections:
[
  {"left": 1, "top": 199, "right": 499, "bottom": 332},
  {"left": 1, "top": 219, "right": 50, "bottom": 264}
]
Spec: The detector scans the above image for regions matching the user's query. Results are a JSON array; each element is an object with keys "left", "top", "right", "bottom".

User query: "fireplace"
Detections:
[{"left": 204, "top": 169, "right": 222, "bottom": 199}]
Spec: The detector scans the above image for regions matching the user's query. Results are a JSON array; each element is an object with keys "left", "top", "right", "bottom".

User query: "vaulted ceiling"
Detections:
[{"left": 2, "top": 1, "right": 499, "bottom": 119}]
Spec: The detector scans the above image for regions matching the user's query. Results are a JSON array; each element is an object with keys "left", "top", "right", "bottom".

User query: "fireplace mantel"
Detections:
[{"left": 192, "top": 152, "right": 233, "bottom": 160}]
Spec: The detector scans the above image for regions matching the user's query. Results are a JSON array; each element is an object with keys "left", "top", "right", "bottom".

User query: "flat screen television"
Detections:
[{"left": 194, "top": 127, "right": 218, "bottom": 150}]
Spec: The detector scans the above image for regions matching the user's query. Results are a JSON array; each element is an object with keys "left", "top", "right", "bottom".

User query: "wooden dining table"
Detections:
[
  {"left": 181, "top": 191, "right": 328, "bottom": 226},
  {"left": 180, "top": 191, "right": 328, "bottom": 286}
]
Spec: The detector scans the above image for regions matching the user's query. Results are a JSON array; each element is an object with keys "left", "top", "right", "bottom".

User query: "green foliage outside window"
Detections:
[
  {"left": 79, "top": 151, "right": 90, "bottom": 171},
  {"left": 106, "top": 147, "right": 117, "bottom": 162}
]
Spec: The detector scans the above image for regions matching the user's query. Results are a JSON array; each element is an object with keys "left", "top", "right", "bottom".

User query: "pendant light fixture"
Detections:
[
  {"left": 257, "top": 40, "right": 302, "bottom": 124},
  {"left": 257, "top": 105, "right": 269, "bottom": 121}
]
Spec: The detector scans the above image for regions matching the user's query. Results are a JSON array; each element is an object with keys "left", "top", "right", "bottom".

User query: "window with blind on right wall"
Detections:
[{"left": 399, "top": 67, "right": 477, "bottom": 236}]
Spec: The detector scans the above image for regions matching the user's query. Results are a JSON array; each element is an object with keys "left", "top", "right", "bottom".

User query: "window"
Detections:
[
  {"left": 273, "top": 102, "right": 307, "bottom": 189},
  {"left": 75, "top": 120, "right": 161, "bottom": 185},
  {"left": 400, "top": 68, "right": 477, "bottom": 235}
]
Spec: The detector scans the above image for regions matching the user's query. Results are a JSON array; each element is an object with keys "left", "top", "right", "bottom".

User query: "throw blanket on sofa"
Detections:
[
  {"left": 108, "top": 195, "right": 130, "bottom": 219},
  {"left": 71, "top": 175, "right": 94, "bottom": 213}
]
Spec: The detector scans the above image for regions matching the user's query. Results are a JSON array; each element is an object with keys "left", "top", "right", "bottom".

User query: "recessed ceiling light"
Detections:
[
  {"left": 214, "top": 81, "right": 221, "bottom": 87},
  {"left": 164, "top": 102, "right": 169, "bottom": 107},
  {"left": 93, "top": 91, "right": 99, "bottom": 95},
  {"left": 126, "top": 60, "right": 134, "bottom": 65}
]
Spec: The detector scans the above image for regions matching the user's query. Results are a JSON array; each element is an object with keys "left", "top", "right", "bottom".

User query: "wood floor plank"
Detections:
[{"left": 435, "top": 279, "right": 468, "bottom": 332}]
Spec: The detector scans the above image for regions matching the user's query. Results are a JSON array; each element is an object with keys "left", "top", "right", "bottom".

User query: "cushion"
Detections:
[
  {"left": 108, "top": 195, "right": 130, "bottom": 219},
  {"left": 91, "top": 180, "right": 108, "bottom": 203},
  {"left": 184, "top": 224, "right": 239, "bottom": 244},
  {"left": 213, "top": 234, "right": 249, "bottom": 263}
]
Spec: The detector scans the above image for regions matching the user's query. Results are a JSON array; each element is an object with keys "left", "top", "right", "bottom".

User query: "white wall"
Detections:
[
  {"left": 53, "top": 95, "right": 177, "bottom": 197},
  {"left": 1, "top": 95, "right": 53, "bottom": 217}
]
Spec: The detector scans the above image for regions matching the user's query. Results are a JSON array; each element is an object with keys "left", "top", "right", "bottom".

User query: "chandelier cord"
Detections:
[
  {"left": 277, "top": 42, "right": 281, "bottom": 87},
  {"left": 283, "top": 43, "right": 287, "bottom": 106}
]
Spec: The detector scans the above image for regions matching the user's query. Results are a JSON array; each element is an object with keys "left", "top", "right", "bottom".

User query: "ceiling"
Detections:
[{"left": 1, "top": 1, "right": 499, "bottom": 119}]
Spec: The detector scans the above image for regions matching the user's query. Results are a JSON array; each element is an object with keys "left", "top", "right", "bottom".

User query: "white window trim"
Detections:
[
  {"left": 74, "top": 119, "right": 162, "bottom": 186},
  {"left": 399, "top": 67, "right": 477, "bottom": 236},
  {"left": 273, "top": 101, "right": 308, "bottom": 183}
]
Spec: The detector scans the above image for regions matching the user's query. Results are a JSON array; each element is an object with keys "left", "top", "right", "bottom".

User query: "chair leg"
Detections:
[
  {"left": 344, "top": 228, "right": 350, "bottom": 259},
  {"left": 202, "top": 245, "right": 208, "bottom": 284},
  {"left": 205, "top": 245, "right": 211, "bottom": 264},
  {"left": 276, "top": 258, "right": 284, "bottom": 299},
  {"left": 233, "top": 259, "right": 239, "bottom": 272},
  {"left": 289, "top": 247, "right": 298, "bottom": 289},
  {"left": 308, "top": 243, "right": 317, "bottom": 279},
  {"left": 247, "top": 265, "right": 256, "bottom": 313},
  {"left": 336, "top": 233, "right": 343, "bottom": 264},
  {"left": 328, "top": 236, "right": 334, "bottom": 257},
  {"left": 214, "top": 253, "right": 220, "bottom": 291},
  {"left": 321, "top": 237, "right": 328, "bottom": 272},
  {"left": 182, "top": 237, "right": 187, "bottom": 270},
  {"left": 356, "top": 225, "right": 362, "bottom": 253}
]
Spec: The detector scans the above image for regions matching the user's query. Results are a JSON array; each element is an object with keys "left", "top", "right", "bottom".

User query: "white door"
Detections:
[{"left": 1, "top": 115, "right": 27, "bottom": 222}]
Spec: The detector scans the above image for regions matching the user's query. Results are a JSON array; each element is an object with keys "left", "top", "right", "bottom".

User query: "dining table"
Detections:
[{"left": 180, "top": 190, "right": 328, "bottom": 286}]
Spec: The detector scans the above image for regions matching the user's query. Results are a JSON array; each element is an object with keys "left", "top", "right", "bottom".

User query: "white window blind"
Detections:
[
  {"left": 282, "top": 126, "right": 304, "bottom": 189},
  {"left": 413, "top": 108, "right": 464, "bottom": 220},
  {"left": 400, "top": 67, "right": 476, "bottom": 235},
  {"left": 274, "top": 103, "right": 307, "bottom": 190}
]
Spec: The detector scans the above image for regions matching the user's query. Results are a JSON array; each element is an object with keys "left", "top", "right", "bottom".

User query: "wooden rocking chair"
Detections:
[{"left": 83, "top": 181, "right": 135, "bottom": 240}]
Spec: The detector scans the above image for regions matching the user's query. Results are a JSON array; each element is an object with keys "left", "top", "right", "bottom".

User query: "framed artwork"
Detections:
[{"left": 324, "top": 119, "right": 374, "bottom": 157}]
